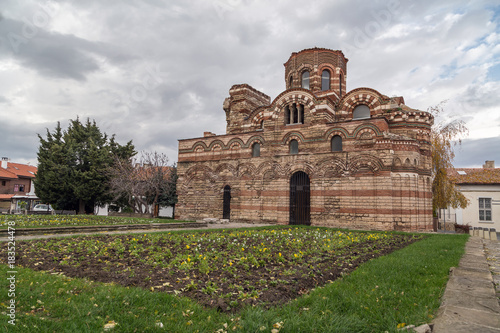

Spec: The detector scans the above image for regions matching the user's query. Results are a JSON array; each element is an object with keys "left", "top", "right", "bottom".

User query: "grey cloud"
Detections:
[
  {"left": 0, "top": 0, "right": 498, "bottom": 168},
  {"left": 454, "top": 136, "right": 500, "bottom": 168},
  {"left": 0, "top": 120, "right": 48, "bottom": 165},
  {"left": 0, "top": 17, "right": 134, "bottom": 81},
  {"left": 459, "top": 83, "right": 500, "bottom": 108}
]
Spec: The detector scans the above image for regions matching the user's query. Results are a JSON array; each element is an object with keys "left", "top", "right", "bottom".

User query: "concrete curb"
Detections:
[
  {"left": 0, "top": 222, "right": 208, "bottom": 236},
  {"left": 432, "top": 236, "right": 500, "bottom": 332}
]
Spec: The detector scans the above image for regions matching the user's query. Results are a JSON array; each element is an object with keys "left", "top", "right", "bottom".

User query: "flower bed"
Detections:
[
  {"left": 0, "top": 215, "right": 181, "bottom": 228},
  {"left": 2, "top": 227, "right": 423, "bottom": 312}
]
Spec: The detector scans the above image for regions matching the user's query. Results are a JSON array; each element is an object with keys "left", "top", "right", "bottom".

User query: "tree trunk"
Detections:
[{"left": 78, "top": 199, "right": 85, "bottom": 214}]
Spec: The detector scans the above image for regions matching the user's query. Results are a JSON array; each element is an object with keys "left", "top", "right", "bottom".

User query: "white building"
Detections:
[{"left": 440, "top": 161, "right": 500, "bottom": 230}]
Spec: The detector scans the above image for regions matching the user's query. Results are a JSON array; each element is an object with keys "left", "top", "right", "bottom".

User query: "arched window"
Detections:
[
  {"left": 331, "top": 135, "right": 342, "bottom": 152},
  {"left": 285, "top": 103, "right": 304, "bottom": 125},
  {"left": 252, "top": 142, "right": 260, "bottom": 157},
  {"left": 353, "top": 104, "right": 370, "bottom": 119},
  {"left": 290, "top": 139, "right": 299, "bottom": 155},
  {"left": 321, "top": 70, "right": 330, "bottom": 91},
  {"left": 289, "top": 76, "right": 293, "bottom": 89},
  {"left": 339, "top": 73, "right": 343, "bottom": 97},
  {"left": 301, "top": 71, "right": 310, "bottom": 89}
]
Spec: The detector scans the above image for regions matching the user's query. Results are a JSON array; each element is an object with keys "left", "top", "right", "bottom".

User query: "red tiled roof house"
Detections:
[{"left": 0, "top": 157, "right": 39, "bottom": 213}]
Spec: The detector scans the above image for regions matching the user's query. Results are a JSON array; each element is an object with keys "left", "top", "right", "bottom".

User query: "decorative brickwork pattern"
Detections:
[{"left": 177, "top": 48, "right": 434, "bottom": 231}]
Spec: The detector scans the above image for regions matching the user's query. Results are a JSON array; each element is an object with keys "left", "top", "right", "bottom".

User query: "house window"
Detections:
[
  {"left": 479, "top": 198, "right": 492, "bottom": 221},
  {"left": 285, "top": 103, "right": 304, "bottom": 125},
  {"left": 1, "top": 181, "right": 5, "bottom": 186},
  {"left": 301, "top": 71, "right": 310, "bottom": 89},
  {"left": 252, "top": 143, "right": 261, "bottom": 157},
  {"left": 14, "top": 184, "right": 19, "bottom": 192},
  {"left": 321, "top": 70, "right": 330, "bottom": 91},
  {"left": 19, "top": 185, "right": 25, "bottom": 192},
  {"left": 331, "top": 135, "right": 342, "bottom": 152},
  {"left": 353, "top": 104, "right": 371, "bottom": 119},
  {"left": 290, "top": 140, "right": 299, "bottom": 155}
]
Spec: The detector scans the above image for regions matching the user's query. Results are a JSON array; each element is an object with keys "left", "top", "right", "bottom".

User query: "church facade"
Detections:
[{"left": 176, "top": 48, "right": 434, "bottom": 231}]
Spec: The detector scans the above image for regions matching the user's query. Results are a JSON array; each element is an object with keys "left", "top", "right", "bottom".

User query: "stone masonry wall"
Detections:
[{"left": 176, "top": 48, "right": 434, "bottom": 231}]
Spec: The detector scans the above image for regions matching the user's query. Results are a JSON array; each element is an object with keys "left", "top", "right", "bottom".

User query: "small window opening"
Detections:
[
  {"left": 331, "top": 135, "right": 342, "bottom": 152},
  {"left": 252, "top": 143, "right": 261, "bottom": 157},
  {"left": 321, "top": 70, "right": 330, "bottom": 91},
  {"left": 339, "top": 74, "right": 343, "bottom": 97},
  {"left": 301, "top": 71, "right": 310, "bottom": 89},
  {"left": 353, "top": 104, "right": 370, "bottom": 119},
  {"left": 290, "top": 140, "right": 299, "bottom": 155}
]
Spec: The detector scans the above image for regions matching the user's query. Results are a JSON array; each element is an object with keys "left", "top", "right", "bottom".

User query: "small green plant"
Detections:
[
  {"left": 186, "top": 280, "right": 198, "bottom": 291},
  {"left": 198, "top": 259, "right": 210, "bottom": 274},
  {"left": 202, "top": 281, "right": 218, "bottom": 295}
]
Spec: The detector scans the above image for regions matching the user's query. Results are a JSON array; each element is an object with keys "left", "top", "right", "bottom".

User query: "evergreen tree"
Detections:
[{"left": 35, "top": 118, "right": 135, "bottom": 213}]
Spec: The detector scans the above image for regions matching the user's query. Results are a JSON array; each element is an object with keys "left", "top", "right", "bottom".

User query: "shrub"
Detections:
[{"left": 454, "top": 223, "right": 470, "bottom": 234}]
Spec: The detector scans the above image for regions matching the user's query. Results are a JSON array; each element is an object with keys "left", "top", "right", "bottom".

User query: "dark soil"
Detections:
[{"left": 1, "top": 231, "right": 422, "bottom": 313}]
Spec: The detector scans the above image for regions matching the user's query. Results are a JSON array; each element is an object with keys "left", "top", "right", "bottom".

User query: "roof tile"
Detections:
[{"left": 449, "top": 167, "right": 500, "bottom": 185}]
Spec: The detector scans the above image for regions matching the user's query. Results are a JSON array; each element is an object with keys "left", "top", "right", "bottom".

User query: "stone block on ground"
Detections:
[{"left": 203, "top": 218, "right": 219, "bottom": 224}]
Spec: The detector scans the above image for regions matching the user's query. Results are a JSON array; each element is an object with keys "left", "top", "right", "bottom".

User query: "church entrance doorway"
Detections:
[
  {"left": 289, "top": 171, "right": 310, "bottom": 225},
  {"left": 223, "top": 185, "right": 231, "bottom": 219}
]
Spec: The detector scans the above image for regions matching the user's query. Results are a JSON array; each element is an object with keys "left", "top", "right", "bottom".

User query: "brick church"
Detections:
[{"left": 176, "top": 48, "right": 434, "bottom": 231}]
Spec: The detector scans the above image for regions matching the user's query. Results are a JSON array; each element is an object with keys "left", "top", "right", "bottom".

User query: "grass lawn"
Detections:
[
  {"left": 0, "top": 215, "right": 193, "bottom": 229},
  {"left": 0, "top": 226, "right": 468, "bottom": 332}
]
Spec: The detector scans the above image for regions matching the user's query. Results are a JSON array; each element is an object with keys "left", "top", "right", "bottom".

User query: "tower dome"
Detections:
[{"left": 284, "top": 48, "right": 348, "bottom": 99}]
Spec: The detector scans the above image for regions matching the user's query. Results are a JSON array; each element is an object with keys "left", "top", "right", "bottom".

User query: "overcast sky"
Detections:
[{"left": 1, "top": 0, "right": 499, "bottom": 168}]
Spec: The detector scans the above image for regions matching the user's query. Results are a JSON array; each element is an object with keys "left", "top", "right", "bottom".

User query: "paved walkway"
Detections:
[{"left": 433, "top": 236, "right": 500, "bottom": 332}]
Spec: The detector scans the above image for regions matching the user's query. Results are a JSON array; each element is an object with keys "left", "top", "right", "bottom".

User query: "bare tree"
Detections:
[
  {"left": 108, "top": 151, "right": 175, "bottom": 216},
  {"left": 140, "top": 151, "right": 174, "bottom": 217},
  {"left": 429, "top": 101, "right": 469, "bottom": 214}
]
